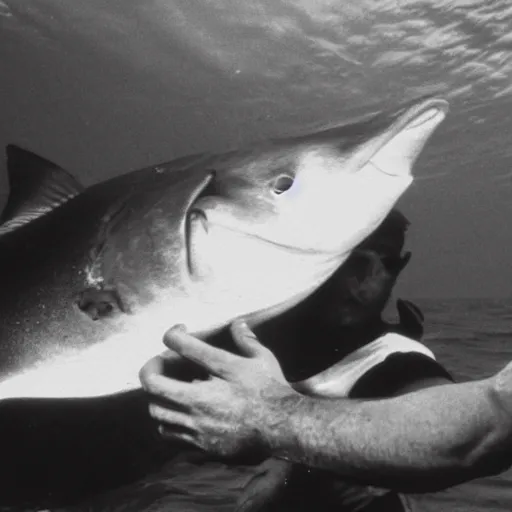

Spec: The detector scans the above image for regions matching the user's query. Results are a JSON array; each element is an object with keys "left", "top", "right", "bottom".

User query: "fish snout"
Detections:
[{"left": 367, "top": 98, "right": 448, "bottom": 178}]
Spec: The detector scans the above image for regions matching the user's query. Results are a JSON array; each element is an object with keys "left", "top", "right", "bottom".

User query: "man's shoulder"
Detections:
[
  {"left": 292, "top": 332, "right": 452, "bottom": 398},
  {"left": 349, "top": 334, "right": 454, "bottom": 399}
]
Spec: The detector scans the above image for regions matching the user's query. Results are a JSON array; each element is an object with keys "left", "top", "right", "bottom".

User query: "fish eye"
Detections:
[{"left": 272, "top": 175, "right": 294, "bottom": 195}]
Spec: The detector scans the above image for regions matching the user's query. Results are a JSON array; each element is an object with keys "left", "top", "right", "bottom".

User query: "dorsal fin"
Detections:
[{"left": 0, "top": 145, "right": 84, "bottom": 235}]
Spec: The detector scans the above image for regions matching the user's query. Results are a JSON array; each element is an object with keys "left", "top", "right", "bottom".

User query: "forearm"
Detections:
[{"left": 263, "top": 377, "right": 512, "bottom": 492}]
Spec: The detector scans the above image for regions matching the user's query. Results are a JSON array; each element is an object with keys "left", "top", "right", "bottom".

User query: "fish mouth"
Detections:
[
  {"left": 188, "top": 207, "right": 317, "bottom": 254},
  {"left": 186, "top": 172, "right": 314, "bottom": 258},
  {"left": 366, "top": 98, "right": 449, "bottom": 177},
  {"left": 188, "top": 202, "right": 328, "bottom": 261}
]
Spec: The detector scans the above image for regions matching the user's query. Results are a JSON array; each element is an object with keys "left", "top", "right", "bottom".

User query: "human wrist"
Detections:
[{"left": 257, "top": 385, "right": 310, "bottom": 461}]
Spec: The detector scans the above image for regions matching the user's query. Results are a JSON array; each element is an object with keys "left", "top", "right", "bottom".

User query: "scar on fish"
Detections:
[
  {"left": 76, "top": 287, "right": 126, "bottom": 321},
  {"left": 77, "top": 199, "right": 130, "bottom": 321}
]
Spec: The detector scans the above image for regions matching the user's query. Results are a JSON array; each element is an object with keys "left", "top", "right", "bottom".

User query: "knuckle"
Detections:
[
  {"left": 149, "top": 404, "right": 175, "bottom": 424},
  {"left": 259, "top": 345, "right": 274, "bottom": 358}
]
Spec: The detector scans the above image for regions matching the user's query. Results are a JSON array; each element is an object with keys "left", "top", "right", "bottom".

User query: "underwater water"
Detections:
[
  {"left": 1, "top": 1, "right": 512, "bottom": 298},
  {"left": 1, "top": 1, "right": 512, "bottom": 510}
]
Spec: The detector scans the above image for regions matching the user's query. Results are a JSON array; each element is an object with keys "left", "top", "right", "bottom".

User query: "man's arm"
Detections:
[
  {"left": 139, "top": 321, "right": 512, "bottom": 493},
  {"left": 273, "top": 374, "right": 512, "bottom": 492}
]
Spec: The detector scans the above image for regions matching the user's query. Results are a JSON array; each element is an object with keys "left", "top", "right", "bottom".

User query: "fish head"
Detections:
[
  {"left": 183, "top": 97, "right": 448, "bottom": 326},
  {"left": 191, "top": 98, "right": 447, "bottom": 257},
  {"left": 87, "top": 98, "right": 447, "bottom": 331}
]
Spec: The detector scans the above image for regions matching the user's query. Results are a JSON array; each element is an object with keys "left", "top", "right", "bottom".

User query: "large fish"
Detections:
[{"left": 0, "top": 97, "right": 448, "bottom": 400}]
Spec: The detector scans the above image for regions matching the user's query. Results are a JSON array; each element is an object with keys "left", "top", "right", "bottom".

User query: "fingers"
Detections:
[
  {"left": 139, "top": 355, "right": 174, "bottom": 399},
  {"left": 163, "top": 325, "right": 240, "bottom": 377},
  {"left": 138, "top": 353, "right": 166, "bottom": 383},
  {"left": 139, "top": 356, "right": 195, "bottom": 403},
  {"left": 230, "top": 319, "right": 268, "bottom": 358},
  {"left": 148, "top": 402, "right": 195, "bottom": 430},
  {"left": 158, "top": 425, "right": 196, "bottom": 445}
]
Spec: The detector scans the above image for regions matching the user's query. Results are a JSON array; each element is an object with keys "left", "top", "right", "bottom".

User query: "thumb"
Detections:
[{"left": 230, "top": 319, "right": 266, "bottom": 358}]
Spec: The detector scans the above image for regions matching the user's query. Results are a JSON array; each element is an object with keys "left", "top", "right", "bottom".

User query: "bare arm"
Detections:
[
  {"left": 262, "top": 373, "right": 512, "bottom": 492},
  {"left": 140, "top": 322, "right": 512, "bottom": 493}
]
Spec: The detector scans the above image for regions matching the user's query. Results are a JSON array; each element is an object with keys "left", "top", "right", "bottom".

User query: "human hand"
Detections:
[{"left": 139, "top": 319, "right": 302, "bottom": 458}]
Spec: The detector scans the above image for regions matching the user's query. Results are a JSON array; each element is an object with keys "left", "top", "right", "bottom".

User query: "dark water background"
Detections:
[{"left": 1, "top": 1, "right": 512, "bottom": 510}]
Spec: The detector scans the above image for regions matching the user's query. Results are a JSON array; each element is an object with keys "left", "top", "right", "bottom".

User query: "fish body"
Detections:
[{"left": 0, "top": 97, "right": 448, "bottom": 399}]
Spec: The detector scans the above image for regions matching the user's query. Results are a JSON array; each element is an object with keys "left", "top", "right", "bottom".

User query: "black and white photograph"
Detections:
[{"left": 0, "top": 2, "right": 511, "bottom": 511}]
